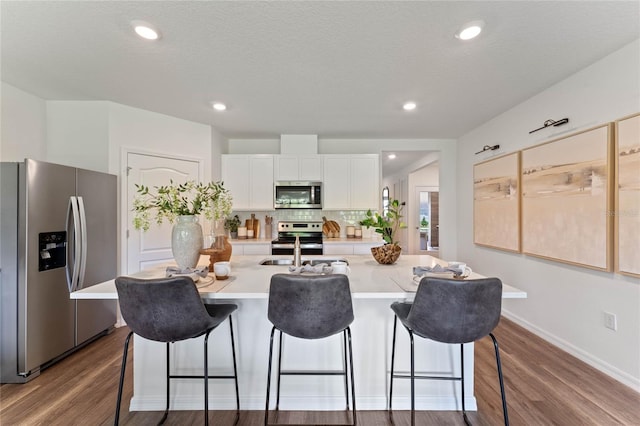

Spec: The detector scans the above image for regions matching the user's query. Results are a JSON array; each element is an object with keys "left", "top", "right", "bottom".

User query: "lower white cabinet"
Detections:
[
  {"left": 323, "top": 241, "right": 380, "bottom": 255},
  {"left": 230, "top": 242, "right": 271, "bottom": 256}
]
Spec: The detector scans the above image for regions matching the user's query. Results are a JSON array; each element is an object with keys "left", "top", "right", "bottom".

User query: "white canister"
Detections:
[
  {"left": 237, "top": 226, "right": 247, "bottom": 239},
  {"left": 346, "top": 225, "right": 355, "bottom": 238}
]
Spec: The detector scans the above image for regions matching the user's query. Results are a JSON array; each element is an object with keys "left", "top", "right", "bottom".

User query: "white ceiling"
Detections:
[{"left": 2, "top": 1, "right": 639, "bottom": 143}]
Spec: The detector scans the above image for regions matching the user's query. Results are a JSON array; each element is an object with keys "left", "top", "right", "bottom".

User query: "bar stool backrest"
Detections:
[
  {"left": 115, "top": 276, "right": 217, "bottom": 342},
  {"left": 268, "top": 274, "right": 354, "bottom": 339},
  {"left": 407, "top": 277, "right": 502, "bottom": 343}
]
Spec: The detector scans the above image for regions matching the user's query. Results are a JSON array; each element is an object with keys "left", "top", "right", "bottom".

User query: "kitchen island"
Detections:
[{"left": 72, "top": 254, "right": 526, "bottom": 412}]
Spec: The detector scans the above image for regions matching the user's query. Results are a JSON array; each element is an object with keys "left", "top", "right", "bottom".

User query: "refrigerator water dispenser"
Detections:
[{"left": 39, "top": 231, "right": 66, "bottom": 271}]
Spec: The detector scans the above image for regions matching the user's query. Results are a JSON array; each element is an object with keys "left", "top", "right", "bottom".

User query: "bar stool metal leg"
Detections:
[
  {"left": 158, "top": 342, "right": 170, "bottom": 425},
  {"left": 204, "top": 329, "right": 214, "bottom": 426},
  {"left": 461, "top": 343, "right": 470, "bottom": 426},
  {"left": 388, "top": 315, "right": 398, "bottom": 413},
  {"left": 409, "top": 330, "right": 415, "bottom": 426},
  {"left": 229, "top": 316, "right": 240, "bottom": 414},
  {"left": 265, "top": 326, "right": 276, "bottom": 426},
  {"left": 490, "top": 333, "right": 510, "bottom": 426},
  {"left": 275, "top": 330, "right": 284, "bottom": 411},
  {"left": 114, "top": 331, "right": 134, "bottom": 426},
  {"left": 346, "top": 327, "right": 357, "bottom": 425},
  {"left": 343, "top": 330, "right": 350, "bottom": 410}
]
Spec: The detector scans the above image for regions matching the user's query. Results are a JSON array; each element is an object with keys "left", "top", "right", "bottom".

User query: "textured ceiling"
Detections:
[{"left": 2, "top": 1, "right": 639, "bottom": 140}]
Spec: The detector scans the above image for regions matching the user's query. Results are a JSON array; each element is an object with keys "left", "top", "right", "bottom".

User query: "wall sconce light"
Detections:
[
  {"left": 475, "top": 144, "right": 500, "bottom": 155},
  {"left": 529, "top": 118, "right": 569, "bottom": 134}
]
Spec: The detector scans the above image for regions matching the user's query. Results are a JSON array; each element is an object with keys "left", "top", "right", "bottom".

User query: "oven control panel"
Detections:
[{"left": 277, "top": 221, "right": 323, "bottom": 232}]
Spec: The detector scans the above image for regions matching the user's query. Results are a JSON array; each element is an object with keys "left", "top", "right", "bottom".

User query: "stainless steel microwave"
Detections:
[{"left": 274, "top": 181, "right": 322, "bottom": 209}]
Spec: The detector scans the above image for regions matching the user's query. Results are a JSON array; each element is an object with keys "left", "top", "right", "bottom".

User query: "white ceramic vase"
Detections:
[{"left": 171, "top": 215, "right": 203, "bottom": 269}]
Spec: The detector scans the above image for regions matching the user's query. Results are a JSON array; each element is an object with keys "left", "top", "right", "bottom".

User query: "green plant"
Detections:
[
  {"left": 224, "top": 214, "right": 241, "bottom": 232},
  {"left": 359, "top": 198, "right": 406, "bottom": 245},
  {"left": 420, "top": 216, "right": 429, "bottom": 228},
  {"left": 132, "top": 180, "right": 232, "bottom": 231}
]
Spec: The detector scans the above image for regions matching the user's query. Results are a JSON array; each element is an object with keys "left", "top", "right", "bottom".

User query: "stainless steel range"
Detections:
[{"left": 271, "top": 221, "right": 323, "bottom": 255}]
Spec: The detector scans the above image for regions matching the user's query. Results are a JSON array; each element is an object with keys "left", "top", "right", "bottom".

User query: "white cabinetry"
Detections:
[
  {"left": 274, "top": 155, "right": 323, "bottom": 181},
  {"left": 323, "top": 241, "right": 380, "bottom": 255},
  {"left": 221, "top": 155, "right": 274, "bottom": 211},
  {"left": 322, "top": 155, "right": 379, "bottom": 210},
  {"left": 231, "top": 242, "right": 271, "bottom": 255}
]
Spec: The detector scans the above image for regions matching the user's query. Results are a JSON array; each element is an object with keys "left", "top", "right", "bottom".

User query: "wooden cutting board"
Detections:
[{"left": 322, "top": 216, "right": 340, "bottom": 238}]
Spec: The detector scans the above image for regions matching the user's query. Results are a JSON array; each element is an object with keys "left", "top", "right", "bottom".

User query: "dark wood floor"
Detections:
[{"left": 1, "top": 317, "right": 638, "bottom": 425}]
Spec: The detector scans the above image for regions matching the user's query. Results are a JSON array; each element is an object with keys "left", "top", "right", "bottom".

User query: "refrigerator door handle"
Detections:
[
  {"left": 65, "top": 196, "right": 81, "bottom": 293},
  {"left": 76, "top": 196, "right": 88, "bottom": 291}
]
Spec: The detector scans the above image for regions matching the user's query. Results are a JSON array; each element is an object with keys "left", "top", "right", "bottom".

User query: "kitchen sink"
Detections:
[{"left": 259, "top": 258, "right": 348, "bottom": 266}]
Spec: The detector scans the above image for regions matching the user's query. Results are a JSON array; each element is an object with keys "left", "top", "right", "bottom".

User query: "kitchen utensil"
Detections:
[{"left": 322, "top": 216, "right": 341, "bottom": 238}]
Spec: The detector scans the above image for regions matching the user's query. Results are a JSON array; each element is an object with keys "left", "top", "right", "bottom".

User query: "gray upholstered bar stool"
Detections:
[
  {"left": 265, "top": 273, "right": 356, "bottom": 426},
  {"left": 114, "top": 276, "right": 239, "bottom": 426},
  {"left": 388, "top": 277, "right": 509, "bottom": 426}
]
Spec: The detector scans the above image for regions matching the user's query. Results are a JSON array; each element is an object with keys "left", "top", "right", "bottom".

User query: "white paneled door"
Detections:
[{"left": 126, "top": 153, "right": 201, "bottom": 274}]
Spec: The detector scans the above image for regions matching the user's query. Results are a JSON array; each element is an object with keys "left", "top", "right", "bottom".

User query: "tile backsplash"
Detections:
[{"left": 229, "top": 210, "right": 372, "bottom": 239}]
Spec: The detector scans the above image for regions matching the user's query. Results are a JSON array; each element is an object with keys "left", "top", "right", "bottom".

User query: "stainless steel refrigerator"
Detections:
[{"left": 1, "top": 159, "right": 117, "bottom": 383}]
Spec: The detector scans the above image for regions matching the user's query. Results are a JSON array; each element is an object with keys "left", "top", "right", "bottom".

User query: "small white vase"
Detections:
[{"left": 171, "top": 215, "right": 203, "bottom": 269}]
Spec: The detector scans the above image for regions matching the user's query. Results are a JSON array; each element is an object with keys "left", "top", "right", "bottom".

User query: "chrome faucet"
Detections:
[{"left": 293, "top": 235, "right": 302, "bottom": 267}]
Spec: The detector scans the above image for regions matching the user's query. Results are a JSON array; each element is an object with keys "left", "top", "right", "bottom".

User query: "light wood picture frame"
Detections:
[
  {"left": 474, "top": 152, "right": 521, "bottom": 252},
  {"left": 615, "top": 113, "right": 640, "bottom": 277},
  {"left": 521, "top": 123, "right": 613, "bottom": 271}
]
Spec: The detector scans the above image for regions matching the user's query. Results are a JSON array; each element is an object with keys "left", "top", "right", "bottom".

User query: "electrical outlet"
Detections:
[{"left": 604, "top": 312, "right": 617, "bottom": 331}]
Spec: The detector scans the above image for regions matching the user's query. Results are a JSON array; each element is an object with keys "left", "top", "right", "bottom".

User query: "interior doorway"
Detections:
[{"left": 414, "top": 186, "right": 439, "bottom": 256}]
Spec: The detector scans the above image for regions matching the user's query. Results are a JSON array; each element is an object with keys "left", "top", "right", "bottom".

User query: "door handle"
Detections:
[{"left": 65, "top": 197, "right": 81, "bottom": 292}]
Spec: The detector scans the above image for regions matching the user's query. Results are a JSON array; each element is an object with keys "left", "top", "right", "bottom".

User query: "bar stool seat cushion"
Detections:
[
  {"left": 116, "top": 276, "right": 237, "bottom": 342},
  {"left": 268, "top": 274, "right": 354, "bottom": 339},
  {"left": 391, "top": 277, "right": 501, "bottom": 343}
]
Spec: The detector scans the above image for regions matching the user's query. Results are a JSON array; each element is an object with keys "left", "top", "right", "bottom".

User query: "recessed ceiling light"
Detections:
[
  {"left": 131, "top": 20, "right": 160, "bottom": 40},
  {"left": 456, "top": 20, "right": 484, "bottom": 40},
  {"left": 388, "top": 154, "right": 397, "bottom": 160},
  {"left": 212, "top": 102, "right": 227, "bottom": 111},
  {"left": 403, "top": 102, "right": 417, "bottom": 111}
]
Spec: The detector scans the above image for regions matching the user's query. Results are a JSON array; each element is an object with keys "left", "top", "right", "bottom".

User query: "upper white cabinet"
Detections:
[
  {"left": 221, "top": 155, "right": 274, "bottom": 211},
  {"left": 274, "top": 155, "right": 323, "bottom": 181},
  {"left": 322, "top": 154, "right": 379, "bottom": 210}
]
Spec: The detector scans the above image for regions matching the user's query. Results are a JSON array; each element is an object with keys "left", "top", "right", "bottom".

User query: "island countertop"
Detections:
[{"left": 71, "top": 254, "right": 527, "bottom": 300}]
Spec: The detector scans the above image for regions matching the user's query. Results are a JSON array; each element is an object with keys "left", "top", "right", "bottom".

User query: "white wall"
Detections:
[
  {"left": 0, "top": 83, "right": 47, "bottom": 162},
  {"left": 107, "top": 102, "right": 212, "bottom": 178},
  {"left": 47, "top": 101, "right": 110, "bottom": 172},
  {"left": 457, "top": 39, "right": 640, "bottom": 390}
]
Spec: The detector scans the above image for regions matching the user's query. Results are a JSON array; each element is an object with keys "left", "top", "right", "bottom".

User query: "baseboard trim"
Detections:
[
  {"left": 129, "top": 395, "right": 477, "bottom": 411},
  {"left": 502, "top": 310, "right": 640, "bottom": 392}
]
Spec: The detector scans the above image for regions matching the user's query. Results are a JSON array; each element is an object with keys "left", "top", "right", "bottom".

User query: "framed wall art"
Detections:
[
  {"left": 615, "top": 113, "right": 640, "bottom": 277},
  {"left": 521, "top": 123, "right": 613, "bottom": 271},
  {"left": 474, "top": 152, "right": 521, "bottom": 252}
]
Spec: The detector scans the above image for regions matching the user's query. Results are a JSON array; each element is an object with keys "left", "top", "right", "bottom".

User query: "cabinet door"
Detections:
[
  {"left": 243, "top": 244, "right": 270, "bottom": 255},
  {"left": 350, "top": 156, "right": 379, "bottom": 210},
  {"left": 298, "top": 156, "right": 323, "bottom": 181},
  {"left": 323, "top": 244, "right": 354, "bottom": 255},
  {"left": 222, "top": 156, "right": 250, "bottom": 210},
  {"left": 274, "top": 156, "right": 299, "bottom": 181},
  {"left": 323, "top": 156, "right": 350, "bottom": 209},
  {"left": 249, "top": 156, "right": 274, "bottom": 210},
  {"left": 353, "top": 243, "right": 378, "bottom": 254}
]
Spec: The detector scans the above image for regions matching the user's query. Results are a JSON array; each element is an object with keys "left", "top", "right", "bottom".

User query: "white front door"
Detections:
[{"left": 126, "top": 153, "right": 201, "bottom": 274}]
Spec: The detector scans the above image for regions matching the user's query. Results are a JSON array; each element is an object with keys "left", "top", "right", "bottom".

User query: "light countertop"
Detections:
[{"left": 71, "top": 254, "right": 527, "bottom": 300}]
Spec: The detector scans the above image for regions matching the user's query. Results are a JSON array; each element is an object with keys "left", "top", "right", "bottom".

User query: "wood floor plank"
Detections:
[{"left": 1, "top": 317, "right": 638, "bottom": 425}]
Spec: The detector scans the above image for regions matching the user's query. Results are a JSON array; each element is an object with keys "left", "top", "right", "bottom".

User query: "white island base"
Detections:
[{"left": 72, "top": 254, "right": 526, "bottom": 413}]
